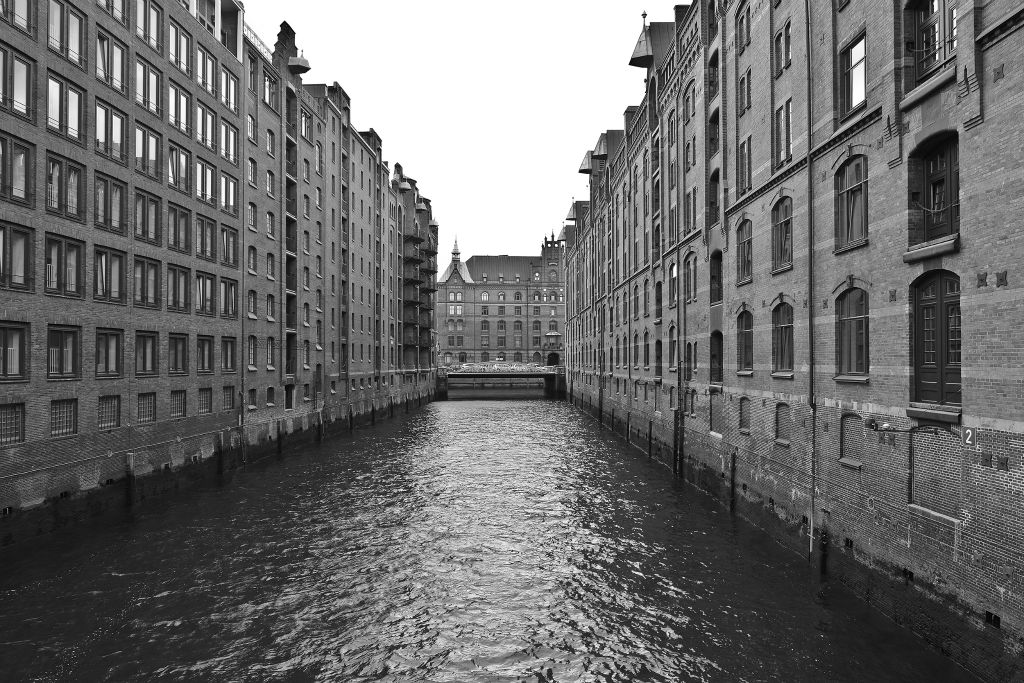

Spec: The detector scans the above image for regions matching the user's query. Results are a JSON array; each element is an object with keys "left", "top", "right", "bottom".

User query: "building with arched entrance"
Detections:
[{"left": 437, "top": 234, "right": 566, "bottom": 367}]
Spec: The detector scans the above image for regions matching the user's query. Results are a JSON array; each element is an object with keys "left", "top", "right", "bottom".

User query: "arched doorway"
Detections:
[
  {"left": 546, "top": 352, "right": 560, "bottom": 366},
  {"left": 532, "top": 352, "right": 542, "bottom": 364},
  {"left": 458, "top": 352, "right": 467, "bottom": 363}
]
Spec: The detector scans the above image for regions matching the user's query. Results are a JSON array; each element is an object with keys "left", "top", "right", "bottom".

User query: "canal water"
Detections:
[{"left": 0, "top": 400, "right": 974, "bottom": 682}]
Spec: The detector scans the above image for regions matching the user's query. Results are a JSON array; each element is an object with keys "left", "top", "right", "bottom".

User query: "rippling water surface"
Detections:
[{"left": 0, "top": 400, "right": 973, "bottom": 682}]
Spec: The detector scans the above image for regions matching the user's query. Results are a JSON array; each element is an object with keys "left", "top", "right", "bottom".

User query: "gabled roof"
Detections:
[{"left": 439, "top": 259, "right": 474, "bottom": 284}]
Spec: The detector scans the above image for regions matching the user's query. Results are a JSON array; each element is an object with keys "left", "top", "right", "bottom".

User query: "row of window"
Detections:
[
  {"left": 444, "top": 319, "right": 560, "bottom": 333},
  {"left": 0, "top": 325, "right": 239, "bottom": 380},
  {"left": 442, "top": 351, "right": 544, "bottom": 365}
]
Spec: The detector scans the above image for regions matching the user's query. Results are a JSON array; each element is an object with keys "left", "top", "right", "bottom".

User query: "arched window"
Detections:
[
  {"left": 633, "top": 285, "right": 640, "bottom": 318},
  {"left": 513, "top": 320, "right": 522, "bottom": 332},
  {"left": 655, "top": 339, "right": 663, "bottom": 376},
  {"left": 549, "top": 270, "right": 558, "bottom": 281},
  {"left": 669, "top": 263, "right": 678, "bottom": 306},
  {"left": 513, "top": 352, "right": 522, "bottom": 363},
  {"left": 737, "top": 311, "right": 753, "bottom": 371},
  {"left": 837, "top": 288, "right": 869, "bottom": 375},
  {"left": 836, "top": 156, "right": 868, "bottom": 248},
  {"left": 643, "top": 280, "right": 650, "bottom": 315},
  {"left": 736, "top": 220, "right": 752, "bottom": 282},
  {"left": 708, "top": 110, "right": 720, "bottom": 156},
  {"left": 456, "top": 319, "right": 464, "bottom": 331},
  {"left": 739, "top": 397, "right": 750, "bottom": 430},
  {"left": 684, "top": 342, "right": 692, "bottom": 381},
  {"left": 532, "top": 291, "right": 540, "bottom": 301},
  {"left": 668, "top": 325, "right": 677, "bottom": 368},
  {"left": 532, "top": 320, "right": 541, "bottom": 333},
  {"left": 655, "top": 281, "right": 663, "bottom": 317},
  {"left": 710, "top": 331, "right": 723, "bottom": 383},
  {"left": 532, "top": 351, "right": 542, "bottom": 363},
  {"left": 548, "top": 320, "right": 558, "bottom": 332},
  {"left": 481, "top": 351, "right": 489, "bottom": 362},
  {"left": 444, "top": 352, "right": 453, "bottom": 364},
  {"left": 913, "top": 270, "right": 961, "bottom": 405},
  {"left": 710, "top": 251, "right": 722, "bottom": 304},
  {"left": 772, "top": 197, "right": 793, "bottom": 269},
  {"left": 480, "top": 320, "right": 490, "bottom": 332},
  {"left": 497, "top": 291, "right": 506, "bottom": 301},
  {"left": 481, "top": 291, "right": 489, "bottom": 301},
  {"left": 912, "top": 134, "right": 959, "bottom": 244},
  {"left": 772, "top": 303, "right": 794, "bottom": 372},
  {"left": 514, "top": 291, "right": 522, "bottom": 301},
  {"left": 633, "top": 333, "right": 640, "bottom": 366},
  {"left": 497, "top": 320, "right": 506, "bottom": 333},
  {"left": 683, "top": 259, "right": 691, "bottom": 301},
  {"left": 643, "top": 330, "right": 650, "bottom": 367},
  {"left": 775, "top": 403, "right": 791, "bottom": 441}
]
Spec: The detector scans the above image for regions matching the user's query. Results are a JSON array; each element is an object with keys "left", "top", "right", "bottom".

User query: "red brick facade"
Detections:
[{"left": 565, "top": 2, "right": 1024, "bottom": 679}]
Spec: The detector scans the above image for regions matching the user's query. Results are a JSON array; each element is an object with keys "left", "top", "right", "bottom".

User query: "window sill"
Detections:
[
  {"left": 709, "top": 384, "right": 723, "bottom": 393},
  {"left": 834, "top": 238, "right": 869, "bottom": 256},
  {"left": 834, "top": 374, "right": 869, "bottom": 384},
  {"left": 46, "top": 376, "right": 81, "bottom": 382},
  {"left": 775, "top": 438, "right": 791, "bottom": 448},
  {"left": 771, "top": 263, "right": 793, "bottom": 276},
  {"left": 248, "top": 314, "right": 258, "bottom": 320},
  {"left": 838, "top": 457, "right": 862, "bottom": 470},
  {"left": 247, "top": 365, "right": 258, "bottom": 372},
  {"left": 739, "top": 427, "right": 750, "bottom": 435},
  {"left": 900, "top": 64, "right": 957, "bottom": 111},
  {"left": 837, "top": 99, "right": 868, "bottom": 127},
  {"left": 903, "top": 234, "right": 959, "bottom": 263},
  {"left": 906, "top": 404, "right": 961, "bottom": 425},
  {"left": 771, "top": 371, "right": 794, "bottom": 380},
  {"left": 736, "top": 370, "right": 753, "bottom": 377}
]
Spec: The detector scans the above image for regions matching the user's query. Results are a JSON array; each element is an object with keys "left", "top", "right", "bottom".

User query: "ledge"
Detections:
[
  {"left": 903, "top": 234, "right": 959, "bottom": 263},
  {"left": 908, "top": 503, "right": 960, "bottom": 527},
  {"left": 771, "top": 263, "right": 793, "bottom": 276},
  {"left": 771, "top": 371, "right": 794, "bottom": 380},
  {"left": 900, "top": 66, "right": 957, "bottom": 111},
  {"left": 838, "top": 457, "right": 863, "bottom": 470},
  {"left": 833, "top": 238, "right": 869, "bottom": 256},
  {"left": 834, "top": 374, "right": 869, "bottom": 384},
  {"left": 736, "top": 370, "right": 753, "bottom": 377},
  {"left": 907, "top": 404, "right": 961, "bottom": 425},
  {"left": 774, "top": 438, "right": 791, "bottom": 448}
]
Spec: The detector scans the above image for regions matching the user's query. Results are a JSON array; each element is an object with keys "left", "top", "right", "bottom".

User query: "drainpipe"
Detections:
[{"left": 803, "top": 0, "right": 817, "bottom": 563}]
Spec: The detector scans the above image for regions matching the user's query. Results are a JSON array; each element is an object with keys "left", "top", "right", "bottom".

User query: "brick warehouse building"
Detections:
[
  {"left": 0, "top": 3, "right": 438, "bottom": 522},
  {"left": 564, "top": 1, "right": 1024, "bottom": 679},
  {"left": 436, "top": 235, "right": 566, "bottom": 367}
]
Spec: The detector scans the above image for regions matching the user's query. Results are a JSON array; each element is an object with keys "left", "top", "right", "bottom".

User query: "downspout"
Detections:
[{"left": 803, "top": 0, "right": 817, "bottom": 562}]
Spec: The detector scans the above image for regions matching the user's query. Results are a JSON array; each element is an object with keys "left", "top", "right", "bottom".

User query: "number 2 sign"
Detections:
[{"left": 962, "top": 426, "right": 979, "bottom": 450}]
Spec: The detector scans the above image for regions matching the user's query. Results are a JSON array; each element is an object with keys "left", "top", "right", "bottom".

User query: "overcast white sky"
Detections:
[{"left": 244, "top": 0, "right": 661, "bottom": 270}]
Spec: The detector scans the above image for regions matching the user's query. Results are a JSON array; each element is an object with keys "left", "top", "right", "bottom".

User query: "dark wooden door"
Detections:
[{"left": 914, "top": 272, "right": 961, "bottom": 405}]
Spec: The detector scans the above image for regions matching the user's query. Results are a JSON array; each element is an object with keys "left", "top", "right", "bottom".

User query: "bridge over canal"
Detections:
[{"left": 437, "top": 367, "right": 567, "bottom": 399}]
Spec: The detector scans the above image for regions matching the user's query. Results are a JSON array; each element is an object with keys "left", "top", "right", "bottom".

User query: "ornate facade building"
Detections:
[
  {"left": 437, "top": 235, "right": 566, "bottom": 366},
  {"left": 0, "top": 4, "right": 438, "bottom": 523},
  {"left": 563, "top": 2, "right": 1024, "bottom": 679}
]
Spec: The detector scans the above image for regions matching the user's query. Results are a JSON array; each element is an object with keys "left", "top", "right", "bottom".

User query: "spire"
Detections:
[{"left": 452, "top": 237, "right": 460, "bottom": 261}]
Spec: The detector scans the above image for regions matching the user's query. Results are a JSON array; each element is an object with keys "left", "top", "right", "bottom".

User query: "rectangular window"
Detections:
[
  {"left": 94, "top": 173, "right": 126, "bottom": 233},
  {"left": 0, "top": 323, "right": 27, "bottom": 380},
  {"left": 166, "top": 264, "right": 189, "bottom": 311},
  {"left": 45, "top": 155, "right": 84, "bottom": 219},
  {"left": 219, "top": 278, "right": 237, "bottom": 318},
  {"left": 133, "top": 257, "right": 159, "bottom": 307},
  {"left": 1, "top": 0, "right": 32, "bottom": 32},
  {"left": 1, "top": 49, "right": 33, "bottom": 118},
  {"left": 262, "top": 73, "right": 277, "bottom": 109},
  {"left": 220, "top": 121, "right": 237, "bottom": 164},
  {"left": 196, "top": 158, "right": 215, "bottom": 204},
  {"left": 0, "top": 133, "right": 33, "bottom": 204},
  {"left": 168, "top": 21, "right": 190, "bottom": 74},
  {"left": 197, "top": 387, "right": 212, "bottom": 414},
  {"left": 137, "top": 392, "right": 156, "bottom": 423},
  {"left": 196, "top": 102, "right": 216, "bottom": 150},
  {"left": 94, "top": 246, "right": 125, "bottom": 303},
  {"left": 168, "top": 334, "right": 187, "bottom": 374},
  {"left": 134, "top": 58, "right": 161, "bottom": 114},
  {"left": 134, "top": 190, "right": 160, "bottom": 243},
  {"left": 222, "top": 385, "right": 235, "bottom": 410},
  {"left": 167, "top": 143, "right": 190, "bottom": 192},
  {"left": 775, "top": 99, "right": 792, "bottom": 165},
  {"left": 197, "top": 335, "right": 213, "bottom": 373},
  {"left": 915, "top": 1, "right": 958, "bottom": 80},
  {"left": 48, "top": 0, "right": 84, "bottom": 65},
  {"left": 134, "top": 123, "right": 160, "bottom": 178},
  {"left": 0, "top": 403, "right": 25, "bottom": 444},
  {"left": 196, "top": 45, "right": 215, "bottom": 95},
  {"left": 47, "top": 326, "right": 79, "bottom": 378},
  {"left": 221, "top": 337, "right": 236, "bottom": 371},
  {"left": 44, "top": 233, "right": 83, "bottom": 296},
  {"left": 220, "top": 172, "right": 237, "bottom": 215},
  {"left": 196, "top": 214, "right": 215, "bottom": 260},
  {"left": 135, "top": 0, "right": 162, "bottom": 51},
  {"left": 220, "top": 226, "right": 238, "bottom": 267},
  {"left": 97, "top": 395, "right": 120, "bottom": 429},
  {"left": 195, "top": 271, "right": 215, "bottom": 314},
  {"left": 168, "top": 81, "right": 191, "bottom": 135},
  {"left": 50, "top": 398, "right": 77, "bottom": 436},
  {"left": 96, "top": 32, "right": 127, "bottom": 92},
  {"left": 167, "top": 204, "right": 190, "bottom": 252},
  {"left": 96, "top": 329, "right": 122, "bottom": 377},
  {"left": 841, "top": 35, "right": 866, "bottom": 116},
  {"left": 170, "top": 389, "right": 186, "bottom": 418},
  {"left": 220, "top": 67, "right": 237, "bottom": 111},
  {"left": 95, "top": 101, "right": 127, "bottom": 161},
  {"left": 135, "top": 331, "right": 157, "bottom": 375}
]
